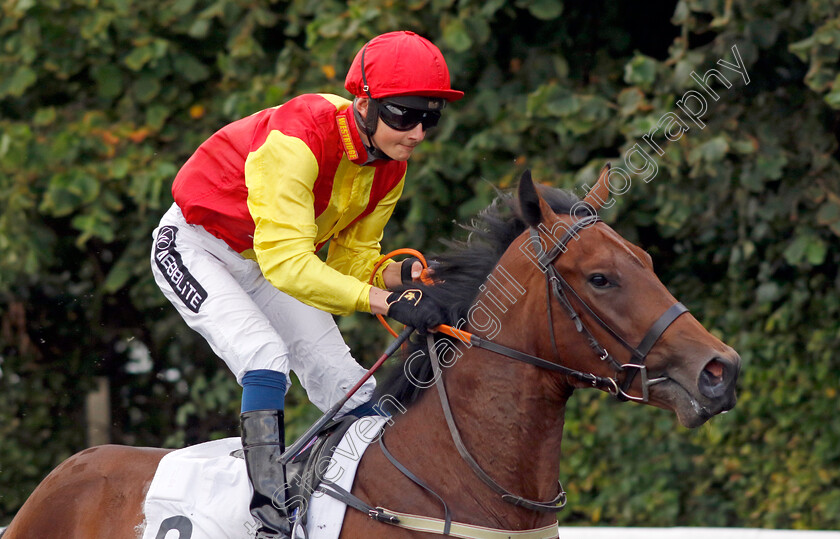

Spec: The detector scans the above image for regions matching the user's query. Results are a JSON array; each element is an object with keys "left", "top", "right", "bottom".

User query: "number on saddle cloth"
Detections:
[{"left": 155, "top": 516, "right": 193, "bottom": 539}]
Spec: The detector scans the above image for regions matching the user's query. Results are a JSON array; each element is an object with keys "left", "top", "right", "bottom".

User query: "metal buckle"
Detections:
[
  {"left": 616, "top": 364, "right": 668, "bottom": 403},
  {"left": 290, "top": 517, "right": 305, "bottom": 538},
  {"left": 548, "top": 275, "right": 564, "bottom": 299},
  {"left": 370, "top": 507, "right": 400, "bottom": 524}
]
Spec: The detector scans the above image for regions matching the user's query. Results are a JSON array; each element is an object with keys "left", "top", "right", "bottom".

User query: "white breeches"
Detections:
[{"left": 150, "top": 203, "right": 375, "bottom": 415}]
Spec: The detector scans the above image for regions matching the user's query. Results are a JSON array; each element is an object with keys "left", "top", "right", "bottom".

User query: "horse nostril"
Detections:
[
  {"left": 705, "top": 359, "right": 724, "bottom": 380},
  {"left": 698, "top": 358, "right": 729, "bottom": 399}
]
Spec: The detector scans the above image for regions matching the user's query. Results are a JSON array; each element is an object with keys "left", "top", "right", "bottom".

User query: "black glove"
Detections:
[
  {"left": 400, "top": 257, "right": 421, "bottom": 285},
  {"left": 386, "top": 289, "right": 446, "bottom": 331},
  {"left": 401, "top": 257, "right": 440, "bottom": 286}
]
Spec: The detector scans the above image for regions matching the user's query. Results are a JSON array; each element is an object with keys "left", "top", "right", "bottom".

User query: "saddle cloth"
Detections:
[{"left": 140, "top": 416, "right": 389, "bottom": 539}]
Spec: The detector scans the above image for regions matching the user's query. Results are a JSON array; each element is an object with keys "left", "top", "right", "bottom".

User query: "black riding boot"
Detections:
[{"left": 241, "top": 409, "right": 292, "bottom": 538}]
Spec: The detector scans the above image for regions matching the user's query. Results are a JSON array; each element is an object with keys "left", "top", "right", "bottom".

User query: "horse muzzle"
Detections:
[{"left": 651, "top": 348, "right": 741, "bottom": 428}]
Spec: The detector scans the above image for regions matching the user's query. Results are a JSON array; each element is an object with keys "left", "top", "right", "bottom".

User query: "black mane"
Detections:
[{"left": 372, "top": 184, "right": 583, "bottom": 412}]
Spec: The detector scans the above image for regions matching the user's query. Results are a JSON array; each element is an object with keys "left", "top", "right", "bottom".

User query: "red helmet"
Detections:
[{"left": 345, "top": 31, "right": 464, "bottom": 102}]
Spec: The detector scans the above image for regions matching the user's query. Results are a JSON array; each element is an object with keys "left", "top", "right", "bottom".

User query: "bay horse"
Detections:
[{"left": 3, "top": 169, "right": 740, "bottom": 538}]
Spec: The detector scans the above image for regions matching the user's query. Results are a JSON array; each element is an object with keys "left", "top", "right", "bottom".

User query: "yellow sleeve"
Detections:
[
  {"left": 245, "top": 131, "right": 372, "bottom": 315},
  {"left": 326, "top": 175, "right": 406, "bottom": 300}
]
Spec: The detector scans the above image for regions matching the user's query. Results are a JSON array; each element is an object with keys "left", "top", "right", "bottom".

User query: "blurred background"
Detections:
[{"left": 1, "top": 0, "right": 839, "bottom": 530}]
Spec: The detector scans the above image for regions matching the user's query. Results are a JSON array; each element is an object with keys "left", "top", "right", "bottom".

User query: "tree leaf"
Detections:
[
  {"left": 91, "top": 64, "right": 124, "bottom": 99},
  {"left": 520, "top": 0, "right": 563, "bottom": 20},
  {"left": 124, "top": 45, "right": 154, "bottom": 71},
  {"left": 806, "top": 236, "right": 828, "bottom": 265},
  {"left": 783, "top": 233, "right": 826, "bottom": 266},
  {"left": 0, "top": 66, "right": 37, "bottom": 97},
  {"left": 688, "top": 136, "right": 729, "bottom": 164},
  {"left": 133, "top": 76, "right": 161, "bottom": 103},
  {"left": 173, "top": 53, "right": 210, "bottom": 83},
  {"left": 816, "top": 201, "right": 840, "bottom": 225},
  {"left": 442, "top": 17, "right": 472, "bottom": 52},
  {"left": 623, "top": 54, "right": 657, "bottom": 88}
]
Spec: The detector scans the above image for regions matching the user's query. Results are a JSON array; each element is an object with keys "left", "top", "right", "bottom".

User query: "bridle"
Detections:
[
  {"left": 424, "top": 215, "right": 689, "bottom": 514},
  {"left": 530, "top": 216, "right": 689, "bottom": 402},
  {"left": 439, "top": 216, "right": 689, "bottom": 402}
]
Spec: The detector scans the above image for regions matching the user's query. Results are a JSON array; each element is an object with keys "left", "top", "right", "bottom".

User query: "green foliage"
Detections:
[{"left": 2, "top": 0, "right": 840, "bottom": 530}]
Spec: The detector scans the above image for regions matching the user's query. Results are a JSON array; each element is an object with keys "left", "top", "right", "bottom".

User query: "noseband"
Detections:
[{"left": 530, "top": 217, "right": 688, "bottom": 402}]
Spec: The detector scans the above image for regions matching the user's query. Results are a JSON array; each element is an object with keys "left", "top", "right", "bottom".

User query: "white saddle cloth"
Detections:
[{"left": 140, "top": 416, "right": 389, "bottom": 539}]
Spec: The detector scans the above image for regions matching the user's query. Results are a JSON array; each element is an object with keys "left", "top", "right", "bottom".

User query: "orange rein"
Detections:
[
  {"left": 371, "top": 249, "right": 474, "bottom": 346},
  {"left": 370, "top": 248, "right": 431, "bottom": 337}
]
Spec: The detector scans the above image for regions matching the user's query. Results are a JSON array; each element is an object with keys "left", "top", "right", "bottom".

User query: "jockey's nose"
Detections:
[{"left": 408, "top": 122, "right": 426, "bottom": 141}]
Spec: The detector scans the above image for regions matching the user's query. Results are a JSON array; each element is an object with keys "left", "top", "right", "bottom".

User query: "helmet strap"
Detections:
[
  {"left": 353, "top": 99, "right": 393, "bottom": 163},
  {"left": 358, "top": 44, "right": 382, "bottom": 137},
  {"left": 354, "top": 42, "right": 394, "bottom": 162},
  {"left": 360, "top": 43, "right": 372, "bottom": 99}
]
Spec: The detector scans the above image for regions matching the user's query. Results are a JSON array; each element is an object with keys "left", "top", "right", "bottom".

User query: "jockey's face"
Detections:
[
  {"left": 373, "top": 119, "right": 426, "bottom": 161},
  {"left": 356, "top": 98, "right": 427, "bottom": 162}
]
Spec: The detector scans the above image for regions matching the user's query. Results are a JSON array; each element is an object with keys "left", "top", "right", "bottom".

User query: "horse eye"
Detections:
[{"left": 588, "top": 274, "right": 611, "bottom": 288}]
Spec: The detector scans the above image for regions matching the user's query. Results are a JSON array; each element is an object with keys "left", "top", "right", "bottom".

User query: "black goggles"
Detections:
[{"left": 378, "top": 101, "right": 442, "bottom": 131}]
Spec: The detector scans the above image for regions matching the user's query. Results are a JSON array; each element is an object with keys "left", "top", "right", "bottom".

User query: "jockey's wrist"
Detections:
[{"left": 382, "top": 261, "right": 403, "bottom": 289}]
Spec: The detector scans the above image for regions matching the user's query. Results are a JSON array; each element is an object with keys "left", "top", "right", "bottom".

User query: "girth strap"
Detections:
[
  {"left": 379, "top": 436, "right": 453, "bottom": 535},
  {"left": 375, "top": 510, "right": 560, "bottom": 539},
  {"left": 317, "top": 480, "right": 400, "bottom": 525},
  {"left": 319, "top": 478, "right": 560, "bottom": 539}
]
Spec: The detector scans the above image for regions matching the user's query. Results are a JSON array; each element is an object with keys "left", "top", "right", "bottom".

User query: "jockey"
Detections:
[{"left": 150, "top": 31, "right": 463, "bottom": 537}]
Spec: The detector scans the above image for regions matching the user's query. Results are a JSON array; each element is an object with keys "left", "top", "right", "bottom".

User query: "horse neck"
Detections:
[
  {"left": 453, "top": 271, "right": 574, "bottom": 494},
  {"left": 446, "top": 339, "right": 572, "bottom": 487},
  {"left": 388, "top": 268, "right": 572, "bottom": 527}
]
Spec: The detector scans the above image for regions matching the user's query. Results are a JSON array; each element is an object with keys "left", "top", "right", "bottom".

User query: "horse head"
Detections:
[{"left": 508, "top": 169, "right": 740, "bottom": 427}]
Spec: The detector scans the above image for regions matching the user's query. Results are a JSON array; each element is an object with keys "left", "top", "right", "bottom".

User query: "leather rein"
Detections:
[{"left": 424, "top": 217, "right": 689, "bottom": 514}]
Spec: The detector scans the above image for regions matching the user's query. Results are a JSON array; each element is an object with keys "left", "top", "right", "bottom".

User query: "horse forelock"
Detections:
[{"left": 374, "top": 185, "right": 582, "bottom": 409}]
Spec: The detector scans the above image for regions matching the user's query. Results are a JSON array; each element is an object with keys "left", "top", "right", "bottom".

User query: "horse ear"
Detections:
[
  {"left": 583, "top": 162, "right": 611, "bottom": 212},
  {"left": 518, "top": 169, "right": 542, "bottom": 227}
]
